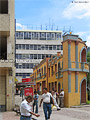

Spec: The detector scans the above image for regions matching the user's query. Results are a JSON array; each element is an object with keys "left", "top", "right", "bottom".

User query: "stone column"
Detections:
[
  {"left": 68, "top": 71, "right": 71, "bottom": 93},
  {"left": 75, "top": 41, "right": 79, "bottom": 68},
  {"left": 68, "top": 40, "right": 71, "bottom": 68},
  {"left": 75, "top": 72, "right": 79, "bottom": 93}
]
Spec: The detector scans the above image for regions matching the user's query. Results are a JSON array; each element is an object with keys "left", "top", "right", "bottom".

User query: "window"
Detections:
[
  {"left": 18, "top": 54, "right": 21, "bottom": 59},
  {"left": 46, "top": 54, "right": 48, "bottom": 58},
  {"left": 58, "top": 62, "right": 60, "bottom": 72},
  {"left": 49, "top": 45, "right": 52, "bottom": 50},
  {"left": 38, "top": 54, "right": 42, "bottom": 59},
  {"left": 42, "top": 45, "right": 45, "bottom": 50},
  {"left": 22, "top": 54, "right": 26, "bottom": 59},
  {"left": 49, "top": 68, "right": 50, "bottom": 77},
  {"left": 34, "top": 45, "right": 37, "bottom": 50},
  {"left": 53, "top": 45, "right": 56, "bottom": 50},
  {"left": 40, "top": 33, "right": 46, "bottom": 40},
  {"left": 51, "top": 33, "right": 55, "bottom": 40},
  {"left": 45, "top": 45, "right": 48, "bottom": 50},
  {"left": 30, "top": 63, "right": 33, "bottom": 69},
  {"left": 16, "top": 54, "right": 18, "bottom": 59},
  {"left": 30, "top": 54, "right": 33, "bottom": 59},
  {"left": 30, "top": 45, "right": 33, "bottom": 50},
  {"left": 34, "top": 54, "right": 37, "bottom": 59},
  {"left": 44, "top": 66, "right": 46, "bottom": 74},
  {"left": 0, "top": 0, "right": 8, "bottom": 14},
  {"left": 16, "top": 32, "right": 23, "bottom": 39},
  {"left": 32, "top": 32, "right": 35, "bottom": 40},
  {"left": 18, "top": 44, "right": 21, "bottom": 49},
  {"left": 55, "top": 64, "right": 57, "bottom": 73},
  {"left": 16, "top": 45, "right": 18, "bottom": 49},
  {"left": 38, "top": 45, "right": 41, "bottom": 50},
  {"left": 51, "top": 66, "right": 53, "bottom": 76},
  {"left": 61, "top": 45, "right": 63, "bottom": 50},
  {"left": 16, "top": 63, "right": 18, "bottom": 68},
  {"left": 42, "top": 54, "right": 45, "bottom": 59},
  {"left": 22, "top": 45, "right": 25, "bottom": 49},
  {"left": 57, "top": 45, "right": 61, "bottom": 50},
  {"left": 47, "top": 33, "right": 51, "bottom": 40},
  {"left": 42, "top": 67, "right": 43, "bottom": 75},
  {"left": 26, "top": 44, "right": 29, "bottom": 49},
  {"left": 24, "top": 32, "right": 28, "bottom": 39}
]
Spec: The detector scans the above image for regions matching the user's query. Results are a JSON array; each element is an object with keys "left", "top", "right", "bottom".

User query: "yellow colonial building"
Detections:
[{"left": 32, "top": 34, "right": 89, "bottom": 107}]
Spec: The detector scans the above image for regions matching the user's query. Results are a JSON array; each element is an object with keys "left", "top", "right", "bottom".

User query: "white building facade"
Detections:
[{"left": 15, "top": 30, "right": 63, "bottom": 82}]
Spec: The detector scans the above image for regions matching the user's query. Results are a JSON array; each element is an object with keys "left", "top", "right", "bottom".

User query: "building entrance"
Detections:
[
  {"left": 81, "top": 80, "right": 86, "bottom": 103},
  {"left": 0, "top": 76, "right": 6, "bottom": 112}
]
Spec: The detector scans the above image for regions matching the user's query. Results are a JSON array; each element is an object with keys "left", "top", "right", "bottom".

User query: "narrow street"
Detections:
[{"left": 0, "top": 95, "right": 90, "bottom": 120}]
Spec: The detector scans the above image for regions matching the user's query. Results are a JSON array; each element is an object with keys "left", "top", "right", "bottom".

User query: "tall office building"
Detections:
[
  {"left": 15, "top": 30, "right": 63, "bottom": 82},
  {"left": 0, "top": 0, "right": 15, "bottom": 111}
]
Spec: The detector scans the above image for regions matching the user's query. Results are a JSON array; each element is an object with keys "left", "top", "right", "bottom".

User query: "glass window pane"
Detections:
[
  {"left": 34, "top": 45, "right": 37, "bottom": 50},
  {"left": 34, "top": 54, "right": 37, "bottom": 59},
  {"left": 30, "top": 45, "right": 33, "bottom": 50},
  {"left": 42, "top": 54, "right": 45, "bottom": 59},
  {"left": 45, "top": 45, "right": 48, "bottom": 50},
  {"left": 53, "top": 45, "right": 56, "bottom": 50},
  {"left": 18, "top": 44, "right": 21, "bottom": 49},
  {"left": 38, "top": 45, "right": 41, "bottom": 50},
  {"left": 57, "top": 45, "right": 61, "bottom": 50},
  {"left": 49, "top": 45, "right": 52, "bottom": 50},
  {"left": 38, "top": 54, "right": 42, "bottom": 59},
  {"left": 26, "top": 44, "right": 29, "bottom": 49},
  {"left": 16, "top": 44, "right": 18, "bottom": 49},
  {"left": 30, "top": 54, "right": 33, "bottom": 59},
  {"left": 22, "top": 44, "right": 25, "bottom": 49}
]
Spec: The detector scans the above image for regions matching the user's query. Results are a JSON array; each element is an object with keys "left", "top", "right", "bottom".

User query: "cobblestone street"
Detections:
[{"left": 0, "top": 95, "right": 90, "bottom": 120}]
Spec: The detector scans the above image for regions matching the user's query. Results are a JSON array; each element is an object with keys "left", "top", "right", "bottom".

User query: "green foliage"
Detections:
[
  {"left": 86, "top": 100, "right": 90, "bottom": 104},
  {"left": 87, "top": 52, "right": 90, "bottom": 63},
  {"left": 87, "top": 73, "right": 90, "bottom": 84}
]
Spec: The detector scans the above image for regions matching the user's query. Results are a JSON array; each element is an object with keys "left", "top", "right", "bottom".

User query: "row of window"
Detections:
[
  {"left": 16, "top": 73, "right": 31, "bottom": 77},
  {"left": 16, "top": 63, "right": 35, "bottom": 69},
  {"left": 16, "top": 44, "right": 63, "bottom": 50},
  {"left": 34, "top": 62, "right": 63, "bottom": 79},
  {"left": 16, "top": 54, "right": 53, "bottom": 59},
  {"left": 16, "top": 32, "right": 62, "bottom": 40}
]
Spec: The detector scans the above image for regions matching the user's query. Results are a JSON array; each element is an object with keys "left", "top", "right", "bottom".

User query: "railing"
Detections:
[
  {"left": 71, "top": 62, "right": 89, "bottom": 70},
  {"left": 56, "top": 71, "right": 63, "bottom": 79}
]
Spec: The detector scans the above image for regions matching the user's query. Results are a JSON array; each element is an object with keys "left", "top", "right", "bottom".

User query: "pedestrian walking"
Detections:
[
  {"left": 51, "top": 89, "right": 61, "bottom": 111},
  {"left": 33, "top": 91, "right": 39, "bottom": 113},
  {"left": 39, "top": 88, "right": 54, "bottom": 120},
  {"left": 20, "top": 96, "right": 40, "bottom": 120},
  {"left": 59, "top": 89, "right": 64, "bottom": 108}
]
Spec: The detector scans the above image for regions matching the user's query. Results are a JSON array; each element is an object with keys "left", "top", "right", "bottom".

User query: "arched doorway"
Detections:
[
  {"left": 81, "top": 48, "right": 86, "bottom": 62},
  {"left": 81, "top": 79, "right": 86, "bottom": 103}
]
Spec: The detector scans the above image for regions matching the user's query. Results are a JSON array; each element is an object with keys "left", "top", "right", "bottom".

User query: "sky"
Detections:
[{"left": 15, "top": 0, "right": 90, "bottom": 46}]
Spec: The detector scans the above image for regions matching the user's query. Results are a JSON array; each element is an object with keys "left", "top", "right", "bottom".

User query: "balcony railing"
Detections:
[
  {"left": 56, "top": 71, "right": 63, "bottom": 79},
  {"left": 71, "top": 62, "right": 89, "bottom": 70}
]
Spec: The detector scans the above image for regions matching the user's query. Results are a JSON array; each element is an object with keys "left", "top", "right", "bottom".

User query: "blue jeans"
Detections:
[
  {"left": 43, "top": 103, "right": 52, "bottom": 120},
  {"left": 33, "top": 101, "right": 38, "bottom": 113},
  {"left": 20, "top": 116, "right": 31, "bottom": 120}
]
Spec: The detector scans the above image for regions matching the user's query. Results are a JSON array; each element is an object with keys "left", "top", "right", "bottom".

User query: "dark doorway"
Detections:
[{"left": 81, "top": 80, "right": 86, "bottom": 103}]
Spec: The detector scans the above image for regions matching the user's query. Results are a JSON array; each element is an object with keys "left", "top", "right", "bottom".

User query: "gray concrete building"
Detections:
[{"left": 0, "top": 0, "right": 15, "bottom": 111}]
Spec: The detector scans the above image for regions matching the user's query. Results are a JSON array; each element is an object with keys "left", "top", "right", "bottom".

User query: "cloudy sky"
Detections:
[{"left": 15, "top": 0, "right": 90, "bottom": 46}]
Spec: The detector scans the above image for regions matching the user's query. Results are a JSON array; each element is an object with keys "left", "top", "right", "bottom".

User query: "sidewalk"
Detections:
[{"left": 0, "top": 113, "right": 2, "bottom": 120}]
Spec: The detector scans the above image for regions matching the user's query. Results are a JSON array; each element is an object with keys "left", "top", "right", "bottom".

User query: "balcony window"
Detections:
[{"left": 0, "top": 0, "right": 8, "bottom": 14}]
